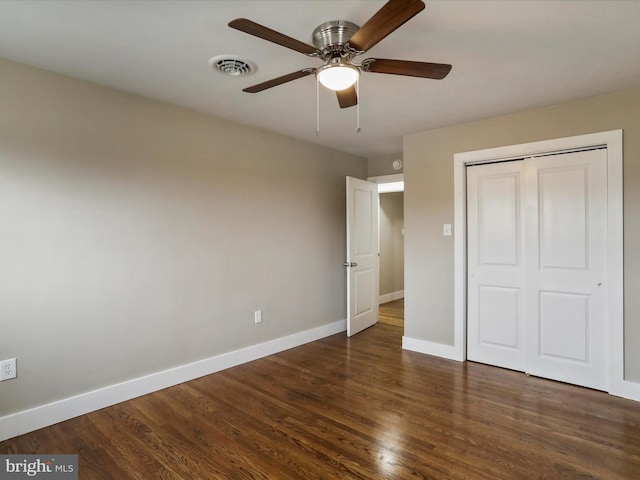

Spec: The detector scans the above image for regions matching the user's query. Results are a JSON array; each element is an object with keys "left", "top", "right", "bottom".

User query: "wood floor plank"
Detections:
[
  {"left": 378, "top": 299, "right": 404, "bottom": 327},
  {"left": 2, "top": 323, "right": 640, "bottom": 479}
]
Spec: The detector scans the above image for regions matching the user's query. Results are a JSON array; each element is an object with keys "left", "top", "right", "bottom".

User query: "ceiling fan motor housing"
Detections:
[{"left": 312, "top": 20, "right": 360, "bottom": 58}]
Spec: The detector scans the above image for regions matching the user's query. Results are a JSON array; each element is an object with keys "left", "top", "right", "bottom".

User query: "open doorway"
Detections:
[
  {"left": 369, "top": 175, "right": 404, "bottom": 329},
  {"left": 378, "top": 191, "right": 404, "bottom": 327}
]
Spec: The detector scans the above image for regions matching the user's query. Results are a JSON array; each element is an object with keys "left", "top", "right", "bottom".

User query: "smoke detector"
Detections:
[{"left": 209, "top": 55, "right": 256, "bottom": 76}]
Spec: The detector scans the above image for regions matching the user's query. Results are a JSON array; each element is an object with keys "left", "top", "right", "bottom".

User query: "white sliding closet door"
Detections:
[
  {"left": 467, "top": 149, "right": 608, "bottom": 391},
  {"left": 467, "top": 160, "right": 525, "bottom": 371},
  {"left": 525, "top": 150, "right": 608, "bottom": 389}
]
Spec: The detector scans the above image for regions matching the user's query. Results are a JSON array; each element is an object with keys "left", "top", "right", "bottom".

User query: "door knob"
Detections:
[{"left": 343, "top": 262, "right": 358, "bottom": 267}]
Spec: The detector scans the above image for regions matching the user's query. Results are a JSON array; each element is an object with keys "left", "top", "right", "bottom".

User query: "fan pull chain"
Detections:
[
  {"left": 356, "top": 78, "right": 361, "bottom": 133},
  {"left": 316, "top": 77, "right": 320, "bottom": 136}
]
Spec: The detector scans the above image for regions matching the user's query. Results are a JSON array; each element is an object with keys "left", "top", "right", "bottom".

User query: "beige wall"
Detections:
[
  {"left": 404, "top": 86, "right": 640, "bottom": 382},
  {"left": 0, "top": 58, "right": 366, "bottom": 416},
  {"left": 379, "top": 192, "right": 404, "bottom": 297},
  {"left": 367, "top": 153, "right": 403, "bottom": 177}
]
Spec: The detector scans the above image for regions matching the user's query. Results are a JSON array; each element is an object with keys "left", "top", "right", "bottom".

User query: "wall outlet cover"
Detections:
[{"left": 0, "top": 358, "right": 17, "bottom": 381}]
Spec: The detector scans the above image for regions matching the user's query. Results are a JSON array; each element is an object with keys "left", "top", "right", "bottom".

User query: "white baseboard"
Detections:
[
  {"left": 610, "top": 378, "right": 640, "bottom": 402},
  {"left": 402, "top": 336, "right": 464, "bottom": 362},
  {"left": 379, "top": 290, "right": 404, "bottom": 304},
  {"left": 0, "top": 319, "right": 347, "bottom": 442}
]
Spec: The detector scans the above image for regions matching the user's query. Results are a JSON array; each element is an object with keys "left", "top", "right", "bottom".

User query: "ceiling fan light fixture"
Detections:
[
  {"left": 316, "top": 62, "right": 359, "bottom": 91},
  {"left": 228, "top": 0, "right": 451, "bottom": 112}
]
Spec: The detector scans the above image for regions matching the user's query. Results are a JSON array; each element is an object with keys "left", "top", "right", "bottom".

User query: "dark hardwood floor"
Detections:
[
  {"left": 378, "top": 298, "right": 404, "bottom": 327},
  {"left": 2, "top": 323, "right": 640, "bottom": 479}
]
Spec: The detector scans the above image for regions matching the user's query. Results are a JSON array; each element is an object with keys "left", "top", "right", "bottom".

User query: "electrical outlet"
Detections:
[
  {"left": 0, "top": 358, "right": 17, "bottom": 381},
  {"left": 254, "top": 310, "right": 263, "bottom": 324}
]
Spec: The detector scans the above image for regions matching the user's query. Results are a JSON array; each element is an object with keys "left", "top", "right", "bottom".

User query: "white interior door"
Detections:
[
  {"left": 467, "top": 160, "right": 526, "bottom": 371},
  {"left": 525, "top": 149, "right": 608, "bottom": 390},
  {"left": 466, "top": 149, "right": 608, "bottom": 390},
  {"left": 346, "top": 177, "right": 379, "bottom": 337}
]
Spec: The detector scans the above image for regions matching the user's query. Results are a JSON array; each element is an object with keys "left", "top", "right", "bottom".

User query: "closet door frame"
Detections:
[{"left": 452, "top": 130, "right": 630, "bottom": 398}]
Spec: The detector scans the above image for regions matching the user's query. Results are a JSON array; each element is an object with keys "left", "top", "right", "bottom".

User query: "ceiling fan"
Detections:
[{"left": 228, "top": 0, "right": 451, "bottom": 109}]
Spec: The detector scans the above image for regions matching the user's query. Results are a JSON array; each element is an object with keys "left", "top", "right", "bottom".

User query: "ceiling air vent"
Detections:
[{"left": 209, "top": 55, "right": 256, "bottom": 76}]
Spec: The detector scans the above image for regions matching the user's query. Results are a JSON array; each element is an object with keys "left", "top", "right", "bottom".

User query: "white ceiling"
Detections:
[{"left": 1, "top": 0, "right": 639, "bottom": 158}]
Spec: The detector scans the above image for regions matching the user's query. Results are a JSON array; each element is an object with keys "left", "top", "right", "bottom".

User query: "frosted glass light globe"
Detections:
[{"left": 316, "top": 64, "right": 360, "bottom": 91}]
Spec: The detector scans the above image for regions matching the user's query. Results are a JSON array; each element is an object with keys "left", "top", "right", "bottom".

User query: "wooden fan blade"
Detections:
[
  {"left": 362, "top": 58, "right": 452, "bottom": 79},
  {"left": 347, "top": 0, "right": 425, "bottom": 53},
  {"left": 229, "top": 18, "right": 321, "bottom": 56},
  {"left": 243, "top": 69, "right": 315, "bottom": 93},
  {"left": 336, "top": 86, "right": 358, "bottom": 109}
]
